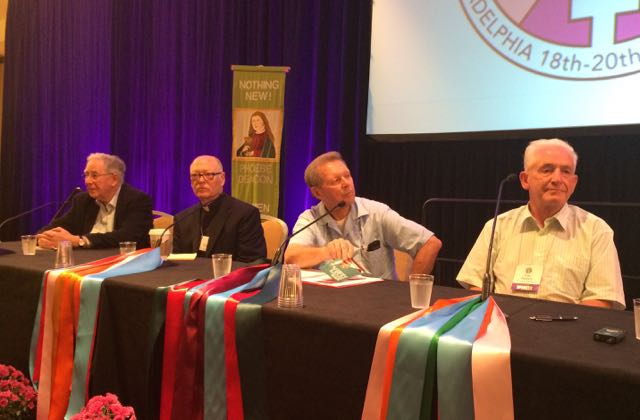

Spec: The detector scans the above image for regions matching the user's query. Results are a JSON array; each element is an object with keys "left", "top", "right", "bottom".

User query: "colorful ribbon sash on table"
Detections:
[
  {"left": 28, "top": 248, "right": 163, "bottom": 420},
  {"left": 362, "top": 295, "right": 513, "bottom": 420},
  {"left": 160, "top": 263, "right": 281, "bottom": 420}
]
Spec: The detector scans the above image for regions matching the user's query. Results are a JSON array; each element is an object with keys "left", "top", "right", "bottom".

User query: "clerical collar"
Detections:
[{"left": 201, "top": 193, "right": 225, "bottom": 213}]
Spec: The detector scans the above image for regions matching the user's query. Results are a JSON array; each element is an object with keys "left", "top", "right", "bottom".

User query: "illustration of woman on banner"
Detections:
[{"left": 236, "top": 111, "right": 276, "bottom": 158}]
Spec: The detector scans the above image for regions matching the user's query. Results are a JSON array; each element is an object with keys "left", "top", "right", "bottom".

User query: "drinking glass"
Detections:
[
  {"left": 212, "top": 253, "right": 232, "bottom": 278},
  {"left": 278, "top": 264, "right": 303, "bottom": 308},
  {"left": 409, "top": 273, "right": 434, "bottom": 309},
  {"left": 55, "top": 240, "right": 75, "bottom": 269},
  {"left": 21, "top": 235, "right": 37, "bottom": 255}
]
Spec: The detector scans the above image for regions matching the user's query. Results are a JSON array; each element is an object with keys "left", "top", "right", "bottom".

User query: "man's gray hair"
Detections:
[
  {"left": 523, "top": 138, "right": 578, "bottom": 171},
  {"left": 87, "top": 153, "right": 126, "bottom": 183},
  {"left": 304, "top": 151, "right": 346, "bottom": 188}
]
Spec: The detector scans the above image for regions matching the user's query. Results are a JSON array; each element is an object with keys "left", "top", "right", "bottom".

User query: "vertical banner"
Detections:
[{"left": 231, "top": 65, "right": 289, "bottom": 217}]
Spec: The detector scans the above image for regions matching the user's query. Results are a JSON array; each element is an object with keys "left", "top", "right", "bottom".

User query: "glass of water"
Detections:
[{"left": 409, "top": 274, "right": 434, "bottom": 309}]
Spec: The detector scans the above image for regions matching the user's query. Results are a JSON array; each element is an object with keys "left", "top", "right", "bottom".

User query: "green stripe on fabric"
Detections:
[{"left": 420, "top": 299, "right": 482, "bottom": 420}]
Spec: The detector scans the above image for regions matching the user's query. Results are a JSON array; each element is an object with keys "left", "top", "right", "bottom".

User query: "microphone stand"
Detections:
[
  {"left": 481, "top": 173, "right": 517, "bottom": 301},
  {"left": 49, "top": 187, "right": 82, "bottom": 224},
  {"left": 0, "top": 201, "right": 57, "bottom": 240},
  {"left": 271, "top": 200, "right": 346, "bottom": 266}
]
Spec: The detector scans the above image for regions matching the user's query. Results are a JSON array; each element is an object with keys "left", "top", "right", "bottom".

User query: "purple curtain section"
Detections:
[
  {"left": 1, "top": 0, "right": 113, "bottom": 237},
  {"left": 0, "top": 0, "right": 372, "bottom": 240}
]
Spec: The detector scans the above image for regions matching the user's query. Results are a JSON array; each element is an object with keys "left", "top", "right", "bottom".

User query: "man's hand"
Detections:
[
  {"left": 37, "top": 227, "right": 80, "bottom": 248},
  {"left": 325, "top": 238, "right": 355, "bottom": 261}
]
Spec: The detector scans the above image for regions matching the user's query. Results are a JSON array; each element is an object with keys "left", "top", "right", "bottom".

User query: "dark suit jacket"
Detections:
[
  {"left": 39, "top": 183, "right": 153, "bottom": 248},
  {"left": 172, "top": 193, "right": 266, "bottom": 262}
]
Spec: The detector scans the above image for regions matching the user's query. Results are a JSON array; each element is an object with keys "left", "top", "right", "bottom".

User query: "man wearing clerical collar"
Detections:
[
  {"left": 37, "top": 153, "right": 153, "bottom": 249},
  {"left": 172, "top": 155, "right": 266, "bottom": 262},
  {"left": 457, "top": 138, "right": 625, "bottom": 309}
]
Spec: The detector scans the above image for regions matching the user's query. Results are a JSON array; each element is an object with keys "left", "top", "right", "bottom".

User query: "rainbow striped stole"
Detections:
[
  {"left": 161, "top": 263, "right": 281, "bottom": 420},
  {"left": 362, "top": 295, "right": 513, "bottom": 420},
  {"left": 29, "top": 248, "right": 162, "bottom": 420}
]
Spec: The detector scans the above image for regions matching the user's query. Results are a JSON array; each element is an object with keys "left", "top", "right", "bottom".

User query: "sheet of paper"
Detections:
[
  {"left": 301, "top": 269, "right": 383, "bottom": 288},
  {"left": 166, "top": 253, "right": 197, "bottom": 261}
]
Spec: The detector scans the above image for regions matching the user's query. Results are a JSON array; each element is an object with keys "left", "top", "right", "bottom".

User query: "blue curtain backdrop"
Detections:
[{"left": 0, "top": 0, "right": 372, "bottom": 239}]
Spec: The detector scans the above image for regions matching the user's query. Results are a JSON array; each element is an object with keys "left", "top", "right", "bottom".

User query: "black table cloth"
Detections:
[{"left": 1, "top": 242, "right": 640, "bottom": 419}]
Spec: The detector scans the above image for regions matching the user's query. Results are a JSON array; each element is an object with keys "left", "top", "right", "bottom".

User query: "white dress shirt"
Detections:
[
  {"left": 90, "top": 187, "right": 121, "bottom": 234},
  {"left": 457, "top": 204, "right": 625, "bottom": 309}
]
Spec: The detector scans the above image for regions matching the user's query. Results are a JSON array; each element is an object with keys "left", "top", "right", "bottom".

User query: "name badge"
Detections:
[
  {"left": 199, "top": 236, "right": 210, "bottom": 252},
  {"left": 511, "top": 264, "right": 542, "bottom": 292}
]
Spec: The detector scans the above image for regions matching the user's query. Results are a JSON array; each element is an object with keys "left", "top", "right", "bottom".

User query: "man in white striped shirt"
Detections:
[{"left": 457, "top": 138, "right": 625, "bottom": 309}]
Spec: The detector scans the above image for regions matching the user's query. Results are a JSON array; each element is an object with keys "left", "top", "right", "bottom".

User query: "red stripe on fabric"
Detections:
[
  {"left": 159, "top": 280, "right": 204, "bottom": 420},
  {"left": 224, "top": 290, "right": 260, "bottom": 420},
  {"left": 171, "top": 265, "right": 267, "bottom": 420},
  {"left": 224, "top": 298, "right": 244, "bottom": 420},
  {"left": 171, "top": 285, "right": 212, "bottom": 420},
  {"left": 475, "top": 298, "right": 495, "bottom": 340}
]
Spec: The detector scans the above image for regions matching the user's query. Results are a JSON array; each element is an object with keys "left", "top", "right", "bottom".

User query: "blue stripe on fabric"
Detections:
[
  {"left": 387, "top": 298, "right": 479, "bottom": 419},
  {"left": 203, "top": 267, "right": 271, "bottom": 420},
  {"left": 66, "top": 249, "right": 162, "bottom": 418},
  {"left": 437, "top": 299, "right": 489, "bottom": 420}
]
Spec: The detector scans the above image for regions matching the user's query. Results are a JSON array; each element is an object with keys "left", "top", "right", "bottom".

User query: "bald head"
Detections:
[
  {"left": 189, "top": 155, "right": 226, "bottom": 204},
  {"left": 191, "top": 155, "right": 223, "bottom": 172}
]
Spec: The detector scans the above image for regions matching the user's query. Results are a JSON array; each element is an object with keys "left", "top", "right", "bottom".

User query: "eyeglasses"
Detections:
[
  {"left": 190, "top": 171, "right": 222, "bottom": 182},
  {"left": 82, "top": 172, "right": 113, "bottom": 180}
]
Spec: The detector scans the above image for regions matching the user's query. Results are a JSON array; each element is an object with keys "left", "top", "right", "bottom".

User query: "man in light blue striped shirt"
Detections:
[{"left": 285, "top": 151, "right": 442, "bottom": 279}]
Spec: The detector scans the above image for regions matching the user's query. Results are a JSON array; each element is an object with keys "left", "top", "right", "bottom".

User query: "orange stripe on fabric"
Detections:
[
  {"left": 378, "top": 296, "right": 477, "bottom": 420},
  {"left": 362, "top": 310, "right": 425, "bottom": 420},
  {"left": 46, "top": 258, "right": 124, "bottom": 419},
  {"left": 36, "top": 270, "right": 62, "bottom": 420},
  {"left": 49, "top": 272, "right": 82, "bottom": 419}
]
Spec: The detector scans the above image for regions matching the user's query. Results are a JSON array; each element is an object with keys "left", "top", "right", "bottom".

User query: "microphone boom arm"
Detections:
[
  {"left": 272, "top": 201, "right": 346, "bottom": 266},
  {"left": 481, "top": 173, "right": 516, "bottom": 301}
]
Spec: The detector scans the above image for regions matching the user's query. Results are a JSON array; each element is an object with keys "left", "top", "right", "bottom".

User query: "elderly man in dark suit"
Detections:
[
  {"left": 172, "top": 155, "right": 266, "bottom": 262},
  {"left": 37, "top": 153, "right": 153, "bottom": 249}
]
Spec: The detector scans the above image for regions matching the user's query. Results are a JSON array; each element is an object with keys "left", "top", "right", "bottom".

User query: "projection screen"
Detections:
[{"left": 367, "top": 0, "right": 640, "bottom": 137}]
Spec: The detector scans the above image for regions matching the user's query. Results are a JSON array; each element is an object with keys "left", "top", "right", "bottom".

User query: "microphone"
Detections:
[
  {"left": 271, "top": 200, "right": 347, "bottom": 265},
  {"left": 49, "top": 187, "right": 82, "bottom": 223},
  {"left": 0, "top": 201, "right": 57, "bottom": 237},
  {"left": 481, "top": 173, "right": 517, "bottom": 301}
]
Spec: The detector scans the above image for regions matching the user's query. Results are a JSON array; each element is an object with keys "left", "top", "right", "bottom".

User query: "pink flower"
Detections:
[
  {"left": 71, "top": 392, "right": 137, "bottom": 420},
  {"left": 0, "top": 364, "right": 37, "bottom": 418}
]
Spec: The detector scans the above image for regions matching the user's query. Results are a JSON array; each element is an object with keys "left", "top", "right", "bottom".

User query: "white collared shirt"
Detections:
[
  {"left": 457, "top": 204, "right": 625, "bottom": 309},
  {"left": 90, "top": 186, "right": 121, "bottom": 234}
]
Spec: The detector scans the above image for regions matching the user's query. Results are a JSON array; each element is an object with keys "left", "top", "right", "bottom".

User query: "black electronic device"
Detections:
[{"left": 593, "top": 327, "right": 626, "bottom": 344}]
